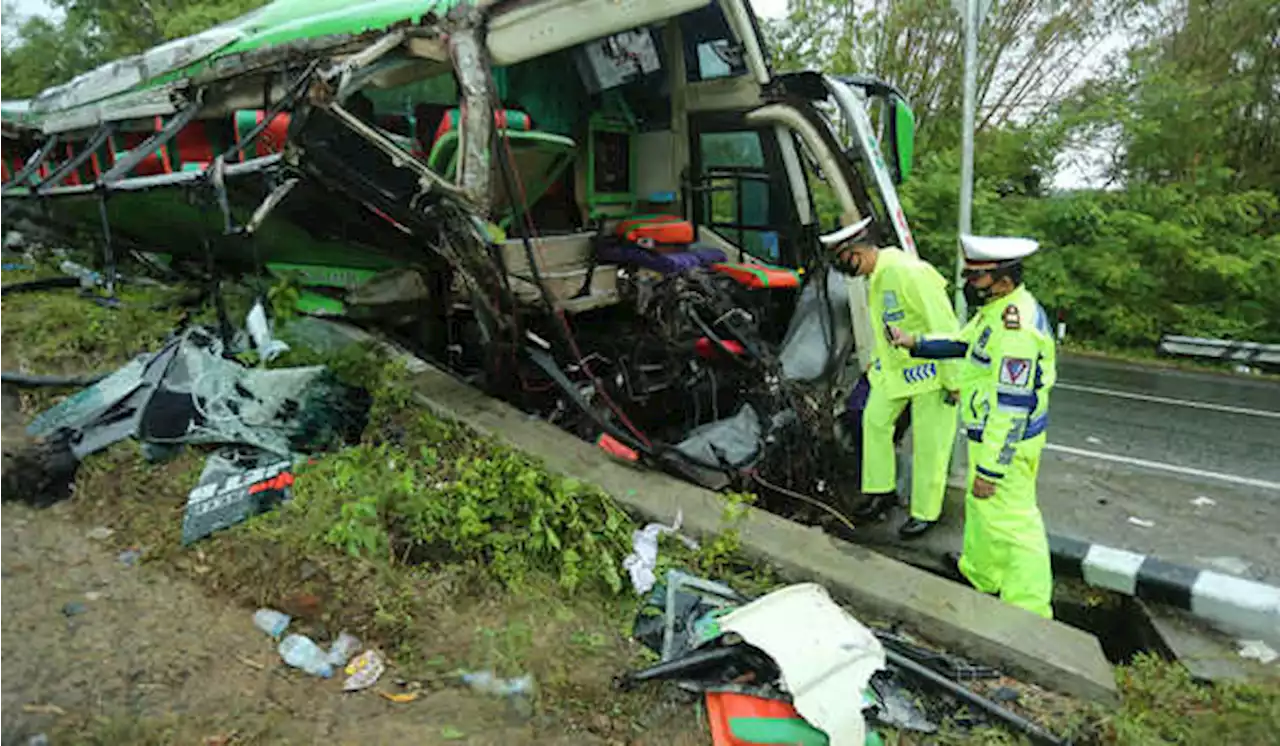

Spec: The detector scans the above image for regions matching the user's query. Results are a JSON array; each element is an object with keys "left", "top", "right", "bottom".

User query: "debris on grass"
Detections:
[
  {"left": 252, "top": 608, "right": 291, "bottom": 639},
  {"left": 182, "top": 448, "right": 295, "bottom": 546},
  {"left": 326, "top": 632, "right": 361, "bottom": 668},
  {"left": 343, "top": 650, "right": 386, "bottom": 691},
  {"left": 14, "top": 265, "right": 1279, "bottom": 743},
  {"left": 622, "top": 509, "right": 699, "bottom": 595},
  {"left": 278, "top": 634, "right": 335, "bottom": 678},
  {"left": 621, "top": 573, "right": 1073, "bottom": 746},
  {"left": 1237, "top": 640, "right": 1278, "bottom": 665}
]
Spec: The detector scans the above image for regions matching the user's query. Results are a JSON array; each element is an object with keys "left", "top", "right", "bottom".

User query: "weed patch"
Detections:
[{"left": 1104, "top": 653, "right": 1280, "bottom": 743}]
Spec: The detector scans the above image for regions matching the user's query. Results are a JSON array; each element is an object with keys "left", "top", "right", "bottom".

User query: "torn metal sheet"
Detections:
[
  {"left": 448, "top": 25, "right": 493, "bottom": 211},
  {"left": 779, "top": 268, "right": 855, "bottom": 383},
  {"left": 27, "top": 326, "right": 369, "bottom": 459},
  {"left": 31, "top": 27, "right": 243, "bottom": 116},
  {"left": 720, "top": 583, "right": 886, "bottom": 746}
]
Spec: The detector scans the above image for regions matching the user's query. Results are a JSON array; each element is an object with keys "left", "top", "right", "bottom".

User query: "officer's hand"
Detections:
[
  {"left": 972, "top": 476, "right": 997, "bottom": 499},
  {"left": 888, "top": 326, "right": 915, "bottom": 350},
  {"left": 944, "top": 389, "right": 960, "bottom": 405}
]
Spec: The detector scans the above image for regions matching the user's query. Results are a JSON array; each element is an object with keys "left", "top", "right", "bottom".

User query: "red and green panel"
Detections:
[{"left": 710, "top": 261, "right": 802, "bottom": 289}]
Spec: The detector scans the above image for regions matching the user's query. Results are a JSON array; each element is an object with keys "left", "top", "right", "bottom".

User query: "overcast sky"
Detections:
[{"left": 10, "top": 0, "right": 53, "bottom": 16}]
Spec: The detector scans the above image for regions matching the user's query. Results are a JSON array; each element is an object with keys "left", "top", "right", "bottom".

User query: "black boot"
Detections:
[
  {"left": 941, "top": 551, "right": 964, "bottom": 580},
  {"left": 853, "top": 492, "right": 895, "bottom": 520},
  {"left": 898, "top": 517, "right": 937, "bottom": 539}
]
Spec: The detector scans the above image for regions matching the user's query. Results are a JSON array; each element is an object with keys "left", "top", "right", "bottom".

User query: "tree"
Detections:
[
  {"left": 1, "top": 0, "right": 266, "bottom": 100},
  {"left": 766, "top": 0, "right": 1140, "bottom": 147},
  {"left": 1113, "top": 0, "right": 1280, "bottom": 191}
]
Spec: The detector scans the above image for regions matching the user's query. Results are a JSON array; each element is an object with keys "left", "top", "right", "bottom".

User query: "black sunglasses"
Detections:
[{"left": 962, "top": 268, "right": 992, "bottom": 280}]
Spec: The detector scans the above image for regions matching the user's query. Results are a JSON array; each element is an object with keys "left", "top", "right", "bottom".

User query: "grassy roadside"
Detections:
[{"left": 3, "top": 267, "right": 1278, "bottom": 744}]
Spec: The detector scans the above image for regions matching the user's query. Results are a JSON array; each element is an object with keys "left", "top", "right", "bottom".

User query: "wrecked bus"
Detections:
[{"left": 1, "top": 0, "right": 922, "bottom": 515}]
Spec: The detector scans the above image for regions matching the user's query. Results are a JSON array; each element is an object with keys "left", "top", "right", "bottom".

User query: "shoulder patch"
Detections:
[
  {"left": 999, "top": 357, "right": 1033, "bottom": 387},
  {"left": 1002, "top": 304, "right": 1021, "bottom": 330}
]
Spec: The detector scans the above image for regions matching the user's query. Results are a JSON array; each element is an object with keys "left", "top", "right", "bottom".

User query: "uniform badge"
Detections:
[
  {"left": 1002, "top": 304, "right": 1021, "bottom": 330},
  {"left": 882, "top": 290, "right": 905, "bottom": 322},
  {"left": 999, "top": 357, "right": 1032, "bottom": 387}
]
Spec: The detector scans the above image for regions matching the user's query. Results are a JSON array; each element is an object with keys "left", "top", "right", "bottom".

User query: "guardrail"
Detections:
[{"left": 1157, "top": 335, "right": 1280, "bottom": 370}]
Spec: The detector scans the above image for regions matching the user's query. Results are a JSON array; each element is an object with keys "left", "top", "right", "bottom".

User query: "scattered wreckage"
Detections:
[
  {"left": 2, "top": 0, "right": 923, "bottom": 521},
  {"left": 617, "top": 572, "right": 1068, "bottom": 745}
]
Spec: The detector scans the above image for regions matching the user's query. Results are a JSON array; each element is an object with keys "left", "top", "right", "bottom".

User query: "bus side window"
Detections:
[{"left": 694, "top": 129, "right": 790, "bottom": 266}]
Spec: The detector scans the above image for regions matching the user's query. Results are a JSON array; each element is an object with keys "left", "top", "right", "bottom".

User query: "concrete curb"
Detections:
[
  {"left": 303, "top": 319, "right": 1119, "bottom": 703},
  {"left": 1050, "top": 534, "right": 1280, "bottom": 640}
]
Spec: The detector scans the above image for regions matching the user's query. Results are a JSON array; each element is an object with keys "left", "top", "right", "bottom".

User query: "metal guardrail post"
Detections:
[{"left": 1157, "top": 335, "right": 1280, "bottom": 369}]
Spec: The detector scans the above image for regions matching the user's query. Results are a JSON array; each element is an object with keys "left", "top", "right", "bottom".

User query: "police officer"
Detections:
[
  {"left": 887, "top": 235, "right": 1056, "bottom": 619},
  {"left": 820, "top": 217, "right": 960, "bottom": 539}
]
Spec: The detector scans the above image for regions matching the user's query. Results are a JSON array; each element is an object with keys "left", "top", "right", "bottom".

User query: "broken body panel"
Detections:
[{"left": 2, "top": 0, "right": 921, "bottom": 507}]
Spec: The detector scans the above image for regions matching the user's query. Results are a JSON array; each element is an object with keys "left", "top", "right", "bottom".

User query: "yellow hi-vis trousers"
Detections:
[
  {"left": 958, "top": 436, "right": 1054, "bottom": 619},
  {"left": 861, "top": 385, "right": 956, "bottom": 521}
]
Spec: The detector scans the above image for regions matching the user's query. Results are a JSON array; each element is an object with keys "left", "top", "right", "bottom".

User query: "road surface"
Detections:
[
  {"left": 1041, "top": 355, "right": 1279, "bottom": 583},
  {"left": 864, "top": 354, "right": 1280, "bottom": 586}
]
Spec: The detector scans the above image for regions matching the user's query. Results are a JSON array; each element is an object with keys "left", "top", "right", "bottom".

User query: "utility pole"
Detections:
[
  {"left": 947, "top": 0, "right": 988, "bottom": 488},
  {"left": 954, "top": 0, "right": 986, "bottom": 322}
]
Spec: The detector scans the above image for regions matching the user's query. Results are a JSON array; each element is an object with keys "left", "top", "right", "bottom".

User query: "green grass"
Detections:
[
  {"left": 1104, "top": 654, "right": 1280, "bottom": 744},
  {"left": 7, "top": 262, "right": 1280, "bottom": 744}
]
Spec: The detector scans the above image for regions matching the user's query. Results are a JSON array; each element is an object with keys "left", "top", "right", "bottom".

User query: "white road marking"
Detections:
[
  {"left": 1045, "top": 443, "right": 1280, "bottom": 491},
  {"left": 1055, "top": 381, "right": 1280, "bottom": 419}
]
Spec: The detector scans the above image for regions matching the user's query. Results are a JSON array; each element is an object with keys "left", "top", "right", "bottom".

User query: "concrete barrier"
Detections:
[{"left": 300, "top": 319, "right": 1118, "bottom": 703}]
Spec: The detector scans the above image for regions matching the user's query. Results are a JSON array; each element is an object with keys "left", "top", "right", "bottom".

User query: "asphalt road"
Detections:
[
  {"left": 1040, "top": 355, "right": 1280, "bottom": 583},
  {"left": 863, "top": 354, "right": 1280, "bottom": 586}
]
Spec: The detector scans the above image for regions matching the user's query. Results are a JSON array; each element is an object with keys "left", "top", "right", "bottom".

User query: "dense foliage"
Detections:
[
  {"left": 3, "top": 0, "right": 1278, "bottom": 348},
  {"left": 777, "top": 0, "right": 1280, "bottom": 348}
]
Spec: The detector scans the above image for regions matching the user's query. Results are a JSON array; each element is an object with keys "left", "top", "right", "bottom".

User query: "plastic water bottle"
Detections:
[
  {"left": 326, "top": 631, "right": 361, "bottom": 667},
  {"left": 460, "top": 670, "right": 536, "bottom": 698},
  {"left": 253, "top": 608, "right": 290, "bottom": 639},
  {"left": 60, "top": 260, "right": 103, "bottom": 288},
  {"left": 278, "top": 634, "right": 334, "bottom": 678}
]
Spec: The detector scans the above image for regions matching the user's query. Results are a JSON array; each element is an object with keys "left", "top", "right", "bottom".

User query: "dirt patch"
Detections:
[{"left": 0, "top": 500, "right": 706, "bottom": 745}]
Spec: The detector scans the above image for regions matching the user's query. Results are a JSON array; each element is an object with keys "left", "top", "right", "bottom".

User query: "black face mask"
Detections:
[{"left": 964, "top": 281, "right": 992, "bottom": 308}]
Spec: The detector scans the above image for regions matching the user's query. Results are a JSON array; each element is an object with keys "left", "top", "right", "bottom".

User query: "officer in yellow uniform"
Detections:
[
  {"left": 887, "top": 235, "right": 1056, "bottom": 619},
  {"left": 820, "top": 218, "right": 959, "bottom": 539}
]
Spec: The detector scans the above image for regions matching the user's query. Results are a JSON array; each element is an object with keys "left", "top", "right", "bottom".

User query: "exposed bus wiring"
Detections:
[{"left": 482, "top": 70, "right": 652, "bottom": 448}]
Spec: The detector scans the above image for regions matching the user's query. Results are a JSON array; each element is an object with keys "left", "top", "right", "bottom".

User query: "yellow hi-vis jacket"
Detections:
[
  {"left": 866, "top": 248, "right": 960, "bottom": 398},
  {"left": 916, "top": 284, "right": 1057, "bottom": 481}
]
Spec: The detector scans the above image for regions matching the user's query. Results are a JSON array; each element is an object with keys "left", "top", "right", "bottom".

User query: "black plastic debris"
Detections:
[
  {"left": 867, "top": 670, "right": 939, "bottom": 734},
  {"left": 181, "top": 447, "right": 295, "bottom": 545},
  {"left": 875, "top": 629, "right": 1001, "bottom": 681}
]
